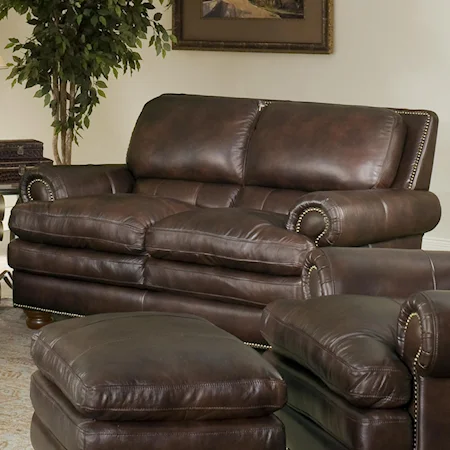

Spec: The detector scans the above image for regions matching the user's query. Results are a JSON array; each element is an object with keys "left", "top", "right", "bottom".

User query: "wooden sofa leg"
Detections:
[{"left": 24, "top": 310, "right": 54, "bottom": 329}]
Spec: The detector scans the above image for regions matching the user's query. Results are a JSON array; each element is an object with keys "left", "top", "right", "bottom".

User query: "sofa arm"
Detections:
[
  {"left": 287, "top": 189, "right": 441, "bottom": 246},
  {"left": 20, "top": 164, "right": 135, "bottom": 202},
  {"left": 398, "top": 291, "right": 450, "bottom": 377},
  {"left": 302, "top": 247, "right": 450, "bottom": 300}
]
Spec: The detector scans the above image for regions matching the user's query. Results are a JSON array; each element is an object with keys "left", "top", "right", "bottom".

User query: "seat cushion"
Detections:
[
  {"left": 147, "top": 208, "right": 315, "bottom": 275},
  {"left": 9, "top": 194, "right": 194, "bottom": 255},
  {"left": 261, "top": 296, "right": 412, "bottom": 408},
  {"left": 31, "top": 312, "right": 287, "bottom": 421}
]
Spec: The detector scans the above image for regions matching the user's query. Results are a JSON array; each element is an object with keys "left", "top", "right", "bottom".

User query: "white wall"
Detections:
[{"left": 1, "top": 1, "right": 450, "bottom": 246}]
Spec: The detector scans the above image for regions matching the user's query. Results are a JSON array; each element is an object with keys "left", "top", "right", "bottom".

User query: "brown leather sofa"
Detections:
[
  {"left": 8, "top": 94, "right": 441, "bottom": 345},
  {"left": 263, "top": 247, "right": 450, "bottom": 450}
]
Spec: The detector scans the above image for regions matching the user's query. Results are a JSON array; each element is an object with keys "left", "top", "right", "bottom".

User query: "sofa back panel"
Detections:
[
  {"left": 127, "top": 94, "right": 261, "bottom": 184},
  {"left": 245, "top": 102, "right": 406, "bottom": 191},
  {"left": 134, "top": 179, "right": 241, "bottom": 208},
  {"left": 391, "top": 110, "right": 438, "bottom": 190},
  {"left": 235, "top": 186, "right": 307, "bottom": 215}
]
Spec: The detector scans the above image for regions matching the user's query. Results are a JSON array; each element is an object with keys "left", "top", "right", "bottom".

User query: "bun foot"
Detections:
[{"left": 24, "top": 310, "right": 54, "bottom": 329}]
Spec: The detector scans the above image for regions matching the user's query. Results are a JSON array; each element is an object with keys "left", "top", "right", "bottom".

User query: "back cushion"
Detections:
[
  {"left": 127, "top": 94, "right": 261, "bottom": 184},
  {"left": 245, "top": 102, "right": 406, "bottom": 191}
]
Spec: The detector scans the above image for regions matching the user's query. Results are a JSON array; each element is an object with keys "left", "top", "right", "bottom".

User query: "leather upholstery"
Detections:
[
  {"left": 266, "top": 352, "right": 412, "bottom": 450},
  {"left": 398, "top": 290, "right": 450, "bottom": 377},
  {"left": 13, "top": 272, "right": 267, "bottom": 343},
  {"left": 21, "top": 164, "right": 135, "bottom": 202},
  {"left": 246, "top": 102, "right": 406, "bottom": 190},
  {"left": 31, "top": 312, "right": 286, "bottom": 421},
  {"left": 147, "top": 208, "right": 314, "bottom": 275},
  {"left": 287, "top": 189, "right": 441, "bottom": 246},
  {"left": 134, "top": 178, "right": 241, "bottom": 208},
  {"left": 127, "top": 94, "right": 260, "bottom": 184},
  {"left": 9, "top": 240, "right": 146, "bottom": 287},
  {"left": 261, "top": 296, "right": 411, "bottom": 408},
  {"left": 10, "top": 195, "right": 194, "bottom": 254},
  {"left": 302, "top": 247, "right": 450, "bottom": 300},
  {"left": 143, "top": 259, "right": 303, "bottom": 307},
  {"left": 31, "top": 374, "right": 285, "bottom": 450},
  {"left": 10, "top": 94, "right": 441, "bottom": 347}
]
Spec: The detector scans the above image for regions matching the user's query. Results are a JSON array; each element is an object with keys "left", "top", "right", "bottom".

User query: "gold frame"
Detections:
[{"left": 172, "top": 0, "right": 333, "bottom": 54}]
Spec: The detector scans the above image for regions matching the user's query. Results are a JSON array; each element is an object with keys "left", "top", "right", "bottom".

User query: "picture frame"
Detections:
[{"left": 172, "top": 0, "right": 333, "bottom": 54}]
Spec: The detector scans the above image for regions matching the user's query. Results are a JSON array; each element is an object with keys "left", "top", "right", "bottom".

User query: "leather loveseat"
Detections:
[{"left": 8, "top": 94, "right": 441, "bottom": 345}]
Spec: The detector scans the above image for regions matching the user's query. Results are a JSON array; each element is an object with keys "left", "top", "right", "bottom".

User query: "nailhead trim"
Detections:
[
  {"left": 393, "top": 110, "right": 432, "bottom": 190},
  {"left": 258, "top": 100, "right": 271, "bottom": 111},
  {"left": 295, "top": 207, "right": 330, "bottom": 246},
  {"left": 13, "top": 303, "right": 84, "bottom": 317},
  {"left": 26, "top": 178, "right": 55, "bottom": 202},
  {"left": 243, "top": 341, "right": 272, "bottom": 350},
  {"left": 404, "top": 312, "right": 422, "bottom": 450}
]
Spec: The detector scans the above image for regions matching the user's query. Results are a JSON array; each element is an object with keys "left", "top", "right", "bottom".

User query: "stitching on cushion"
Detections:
[
  {"left": 265, "top": 312, "right": 407, "bottom": 374},
  {"left": 149, "top": 226, "right": 308, "bottom": 248},
  {"left": 15, "top": 208, "right": 147, "bottom": 232},
  {"left": 148, "top": 263, "right": 302, "bottom": 286},
  {"left": 149, "top": 246, "right": 302, "bottom": 268}
]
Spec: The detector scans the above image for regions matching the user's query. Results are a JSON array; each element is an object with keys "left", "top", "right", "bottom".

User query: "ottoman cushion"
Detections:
[
  {"left": 31, "top": 371, "right": 285, "bottom": 450},
  {"left": 31, "top": 312, "right": 286, "bottom": 421}
]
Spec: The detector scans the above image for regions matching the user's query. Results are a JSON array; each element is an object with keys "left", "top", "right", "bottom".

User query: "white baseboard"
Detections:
[{"left": 422, "top": 237, "right": 450, "bottom": 251}]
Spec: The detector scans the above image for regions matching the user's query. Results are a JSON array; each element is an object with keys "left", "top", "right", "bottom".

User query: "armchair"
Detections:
[
  {"left": 7, "top": 94, "right": 441, "bottom": 345},
  {"left": 262, "top": 247, "right": 450, "bottom": 450}
]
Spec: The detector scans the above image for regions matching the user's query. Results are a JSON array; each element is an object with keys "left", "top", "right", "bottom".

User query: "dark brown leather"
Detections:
[
  {"left": 8, "top": 240, "right": 146, "bottom": 287},
  {"left": 392, "top": 110, "right": 439, "bottom": 190},
  {"left": 31, "top": 312, "right": 286, "bottom": 421},
  {"left": 302, "top": 248, "right": 450, "bottom": 300},
  {"left": 261, "top": 296, "right": 411, "bottom": 408},
  {"left": 148, "top": 208, "right": 314, "bottom": 276},
  {"left": 287, "top": 189, "right": 441, "bottom": 246},
  {"left": 20, "top": 164, "right": 135, "bottom": 202},
  {"left": 10, "top": 194, "right": 194, "bottom": 254},
  {"left": 134, "top": 178, "right": 241, "bottom": 208},
  {"left": 31, "top": 373, "right": 285, "bottom": 450},
  {"left": 398, "top": 290, "right": 450, "bottom": 377},
  {"left": 127, "top": 94, "right": 260, "bottom": 184},
  {"left": 246, "top": 102, "right": 406, "bottom": 190},
  {"left": 277, "top": 406, "right": 348, "bottom": 450},
  {"left": 144, "top": 259, "right": 303, "bottom": 308},
  {"left": 13, "top": 271, "right": 267, "bottom": 343},
  {"left": 265, "top": 352, "right": 412, "bottom": 450},
  {"left": 235, "top": 186, "right": 307, "bottom": 215}
]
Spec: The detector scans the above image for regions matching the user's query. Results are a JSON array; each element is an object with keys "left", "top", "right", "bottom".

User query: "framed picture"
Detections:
[{"left": 172, "top": 0, "right": 333, "bottom": 54}]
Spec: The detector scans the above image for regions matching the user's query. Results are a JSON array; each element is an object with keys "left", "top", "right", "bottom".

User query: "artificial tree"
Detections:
[{"left": 0, "top": 0, "right": 174, "bottom": 164}]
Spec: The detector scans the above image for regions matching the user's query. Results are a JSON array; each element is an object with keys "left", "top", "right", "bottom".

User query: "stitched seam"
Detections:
[
  {"left": 12, "top": 226, "right": 143, "bottom": 250},
  {"left": 11, "top": 247, "right": 144, "bottom": 265},
  {"left": 14, "top": 208, "right": 147, "bottom": 231},
  {"left": 262, "top": 329, "right": 408, "bottom": 403},
  {"left": 149, "top": 227, "right": 303, "bottom": 248},
  {"left": 150, "top": 247, "right": 302, "bottom": 268},
  {"left": 149, "top": 264, "right": 302, "bottom": 286},
  {"left": 265, "top": 314, "right": 409, "bottom": 375},
  {"left": 374, "top": 113, "right": 398, "bottom": 188}
]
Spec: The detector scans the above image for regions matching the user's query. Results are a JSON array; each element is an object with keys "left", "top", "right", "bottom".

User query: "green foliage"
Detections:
[{"left": 0, "top": 0, "right": 174, "bottom": 164}]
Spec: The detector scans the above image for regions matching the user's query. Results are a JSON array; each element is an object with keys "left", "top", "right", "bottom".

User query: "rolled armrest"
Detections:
[
  {"left": 398, "top": 291, "right": 450, "bottom": 377},
  {"left": 302, "top": 247, "right": 450, "bottom": 300},
  {"left": 20, "top": 164, "right": 135, "bottom": 202},
  {"left": 287, "top": 189, "right": 441, "bottom": 246}
]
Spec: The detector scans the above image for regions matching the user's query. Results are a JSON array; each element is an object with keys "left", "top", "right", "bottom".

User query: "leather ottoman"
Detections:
[{"left": 29, "top": 312, "right": 287, "bottom": 450}]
